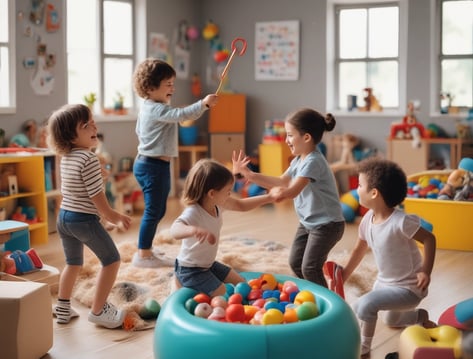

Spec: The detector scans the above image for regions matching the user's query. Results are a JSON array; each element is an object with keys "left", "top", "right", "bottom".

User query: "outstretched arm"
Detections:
[
  {"left": 223, "top": 192, "right": 274, "bottom": 212},
  {"left": 170, "top": 220, "right": 217, "bottom": 245},
  {"left": 341, "top": 238, "right": 368, "bottom": 282},
  {"left": 232, "top": 150, "right": 290, "bottom": 189}
]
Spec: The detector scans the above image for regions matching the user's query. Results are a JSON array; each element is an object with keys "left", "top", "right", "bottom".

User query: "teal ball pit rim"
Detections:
[{"left": 154, "top": 272, "right": 360, "bottom": 359}]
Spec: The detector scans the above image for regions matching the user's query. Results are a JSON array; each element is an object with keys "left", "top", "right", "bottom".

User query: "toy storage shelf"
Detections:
[
  {"left": 259, "top": 142, "right": 293, "bottom": 176},
  {"left": 0, "top": 153, "right": 56, "bottom": 245},
  {"left": 386, "top": 138, "right": 473, "bottom": 175}
]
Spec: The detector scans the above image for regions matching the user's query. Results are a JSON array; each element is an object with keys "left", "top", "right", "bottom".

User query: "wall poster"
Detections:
[{"left": 255, "top": 20, "right": 300, "bottom": 81}]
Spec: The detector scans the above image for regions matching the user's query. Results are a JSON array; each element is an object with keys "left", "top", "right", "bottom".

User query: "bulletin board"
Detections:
[{"left": 255, "top": 20, "right": 300, "bottom": 81}]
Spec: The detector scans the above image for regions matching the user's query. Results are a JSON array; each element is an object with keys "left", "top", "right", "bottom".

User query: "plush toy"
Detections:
[
  {"left": 390, "top": 102, "right": 427, "bottom": 147},
  {"left": 359, "top": 87, "right": 382, "bottom": 112},
  {"left": 330, "top": 134, "right": 359, "bottom": 173},
  {"left": 438, "top": 158, "right": 473, "bottom": 201}
]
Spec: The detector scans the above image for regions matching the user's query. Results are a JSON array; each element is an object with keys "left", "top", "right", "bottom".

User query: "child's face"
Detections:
[
  {"left": 211, "top": 182, "right": 234, "bottom": 206},
  {"left": 72, "top": 117, "right": 98, "bottom": 150},
  {"left": 284, "top": 122, "right": 309, "bottom": 156},
  {"left": 357, "top": 173, "right": 372, "bottom": 209},
  {"left": 148, "top": 77, "right": 175, "bottom": 104}
]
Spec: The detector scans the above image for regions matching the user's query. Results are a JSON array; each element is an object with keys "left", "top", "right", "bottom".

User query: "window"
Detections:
[
  {"left": 67, "top": 0, "right": 134, "bottom": 112},
  {"left": 439, "top": 0, "right": 473, "bottom": 111},
  {"left": 0, "top": 0, "right": 16, "bottom": 113},
  {"left": 335, "top": 2, "right": 401, "bottom": 111}
]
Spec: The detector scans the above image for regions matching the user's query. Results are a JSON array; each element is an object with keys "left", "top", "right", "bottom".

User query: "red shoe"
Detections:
[{"left": 323, "top": 261, "right": 345, "bottom": 299}]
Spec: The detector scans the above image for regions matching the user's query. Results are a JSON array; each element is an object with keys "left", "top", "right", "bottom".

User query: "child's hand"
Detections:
[
  {"left": 194, "top": 227, "right": 217, "bottom": 245},
  {"left": 269, "top": 186, "right": 285, "bottom": 202},
  {"left": 203, "top": 94, "right": 218, "bottom": 109},
  {"left": 232, "top": 149, "right": 251, "bottom": 178},
  {"left": 416, "top": 271, "right": 430, "bottom": 291}
]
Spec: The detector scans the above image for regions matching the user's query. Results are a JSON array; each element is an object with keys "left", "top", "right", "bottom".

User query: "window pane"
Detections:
[
  {"left": 339, "top": 9, "right": 367, "bottom": 59},
  {"left": 442, "top": 1, "right": 473, "bottom": 55},
  {"left": 339, "top": 62, "right": 366, "bottom": 109},
  {"left": 103, "top": 58, "right": 133, "bottom": 108},
  {"left": 0, "top": 46, "right": 11, "bottom": 106},
  {"left": 369, "top": 7, "right": 398, "bottom": 58},
  {"left": 104, "top": 1, "right": 132, "bottom": 55},
  {"left": 67, "top": 0, "right": 98, "bottom": 105},
  {"left": 68, "top": 52, "right": 99, "bottom": 106},
  {"left": 0, "top": 0, "right": 8, "bottom": 42},
  {"left": 368, "top": 61, "right": 398, "bottom": 108},
  {"left": 441, "top": 59, "right": 473, "bottom": 107}
]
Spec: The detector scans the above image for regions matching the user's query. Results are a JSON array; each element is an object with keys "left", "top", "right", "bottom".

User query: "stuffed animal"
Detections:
[
  {"left": 438, "top": 158, "right": 473, "bottom": 201},
  {"left": 330, "top": 134, "right": 359, "bottom": 173},
  {"left": 359, "top": 87, "right": 382, "bottom": 112},
  {"left": 390, "top": 101, "right": 427, "bottom": 148}
]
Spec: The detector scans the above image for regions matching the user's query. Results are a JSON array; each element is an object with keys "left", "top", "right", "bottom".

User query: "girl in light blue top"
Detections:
[
  {"left": 233, "top": 108, "right": 345, "bottom": 287},
  {"left": 132, "top": 59, "right": 218, "bottom": 268}
]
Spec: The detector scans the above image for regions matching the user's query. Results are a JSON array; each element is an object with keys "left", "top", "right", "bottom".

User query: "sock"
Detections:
[
  {"left": 56, "top": 298, "right": 71, "bottom": 324},
  {"left": 360, "top": 320, "right": 376, "bottom": 355}
]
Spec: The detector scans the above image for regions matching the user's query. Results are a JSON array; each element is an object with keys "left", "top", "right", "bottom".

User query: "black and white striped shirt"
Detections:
[{"left": 60, "top": 149, "right": 103, "bottom": 215}]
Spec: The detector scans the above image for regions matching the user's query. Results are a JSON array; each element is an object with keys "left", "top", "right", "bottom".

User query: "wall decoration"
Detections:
[
  {"left": 174, "top": 46, "right": 190, "bottom": 80},
  {"left": 30, "top": 43, "right": 55, "bottom": 95},
  {"left": 149, "top": 33, "right": 170, "bottom": 62},
  {"left": 255, "top": 20, "right": 300, "bottom": 81},
  {"left": 29, "top": 0, "right": 46, "bottom": 25},
  {"left": 46, "top": 3, "right": 60, "bottom": 32}
]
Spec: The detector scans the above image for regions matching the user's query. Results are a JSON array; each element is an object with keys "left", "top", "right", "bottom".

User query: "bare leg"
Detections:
[
  {"left": 58, "top": 264, "right": 82, "bottom": 300},
  {"left": 90, "top": 260, "right": 120, "bottom": 314}
]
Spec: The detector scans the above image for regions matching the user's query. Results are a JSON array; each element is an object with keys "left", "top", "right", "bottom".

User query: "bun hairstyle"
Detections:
[{"left": 286, "top": 108, "right": 336, "bottom": 144}]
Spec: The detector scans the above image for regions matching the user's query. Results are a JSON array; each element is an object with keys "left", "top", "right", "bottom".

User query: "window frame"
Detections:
[
  {"left": 0, "top": 0, "right": 16, "bottom": 114},
  {"left": 328, "top": 0, "right": 407, "bottom": 115},
  {"left": 435, "top": 0, "right": 473, "bottom": 114},
  {"left": 66, "top": 0, "right": 136, "bottom": 114}
]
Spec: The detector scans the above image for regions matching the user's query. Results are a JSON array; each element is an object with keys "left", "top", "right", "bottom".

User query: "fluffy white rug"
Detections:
[{"left": 72, "top": 231, "right": 376, "bottom": 330}]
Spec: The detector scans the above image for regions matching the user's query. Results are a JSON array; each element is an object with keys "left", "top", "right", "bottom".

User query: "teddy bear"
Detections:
[{"left": 438, "top": 158, "right": 473, "bottom": 201}]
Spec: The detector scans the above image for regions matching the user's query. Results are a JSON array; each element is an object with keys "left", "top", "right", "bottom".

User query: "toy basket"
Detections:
[{"left": 404, "top": 170, "right": 473, "bottom": 251}]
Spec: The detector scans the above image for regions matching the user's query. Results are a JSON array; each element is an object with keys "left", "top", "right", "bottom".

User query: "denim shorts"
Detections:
[
  {"left": 57, "top": 209, "right": 120, "bottom": 266},
  {"left": 174, "top": 259, "right": 231, "bottom": 296}
]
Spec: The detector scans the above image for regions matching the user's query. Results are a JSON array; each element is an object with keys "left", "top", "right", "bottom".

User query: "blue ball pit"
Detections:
[{"left": 154, "top": 272, "right": 360, "bottom": 359}]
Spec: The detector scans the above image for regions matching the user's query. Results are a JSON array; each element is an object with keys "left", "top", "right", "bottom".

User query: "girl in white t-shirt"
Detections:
[
  {"left": 341, "top": 157, "right": 436, "bottom": 357},
  {"left": 170, "top": 159, "right": 275, "bottom": 297}
]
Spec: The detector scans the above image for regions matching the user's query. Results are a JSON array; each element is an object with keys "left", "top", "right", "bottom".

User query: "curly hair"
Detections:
[
  {"left": 182, "top": 159, "right": 234, "bottom": 206},
  {"left": 46, "top": 104, "right": 91, "bottom": 155},
  {"left": 285, "top": 108, "right": 336, "bottom": 144},
  {"left": 132, "top": 59, "right": 176, "bottom": 99},
  {"left": 357, "top": 157, "right": 407, "bottom": 208}
]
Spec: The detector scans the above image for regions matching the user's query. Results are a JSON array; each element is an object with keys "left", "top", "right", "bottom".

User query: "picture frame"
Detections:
[{"left": 8, "top": 175, "right": 18, "bottom": 195}]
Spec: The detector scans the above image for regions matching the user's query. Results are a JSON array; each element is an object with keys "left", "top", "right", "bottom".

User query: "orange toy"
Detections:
[{"left": 390, "top": 101, "right": 428, "bottom": 140}]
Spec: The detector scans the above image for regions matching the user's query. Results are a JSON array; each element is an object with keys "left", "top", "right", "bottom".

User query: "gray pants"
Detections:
[
  {"left": 354, "top": 282, "right": 424, "bottom": 326},
  {"left": 288, "top": 221, "right": 345, "bottom": 287}
]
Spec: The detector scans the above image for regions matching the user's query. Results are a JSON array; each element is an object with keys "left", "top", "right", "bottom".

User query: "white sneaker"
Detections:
[
  {"left": 53, "top": 305, "right": 79, "bottom": 324},
  {"left": 88, "top": 302, "right": 125, "bottom": 329},
  {"left": 131, "top": 252, "right": 174, "bottom": 268}
]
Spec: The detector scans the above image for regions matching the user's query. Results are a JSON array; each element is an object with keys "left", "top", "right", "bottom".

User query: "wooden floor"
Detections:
[{"left": 36, "top": 197, "right": 473, "bottom": 359}]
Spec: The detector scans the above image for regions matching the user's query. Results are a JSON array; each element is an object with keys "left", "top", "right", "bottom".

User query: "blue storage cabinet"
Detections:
[{"left": 0, "top": 220, "right": 30, "bottom": 252}]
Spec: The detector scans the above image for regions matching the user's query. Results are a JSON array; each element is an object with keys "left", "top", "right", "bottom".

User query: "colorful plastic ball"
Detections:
[
  {"left": 252, "top": 298, "right": 266, "bottom": 308},
  {"left": 234, "top": 282, "right": 251, "bottom": 299},
  {"left": 194, "top": 302, "right": 213, "bottom": 318},
  {"left": 262, "top": 308, "right": 284, "bottom": 325},
  {"left": 243, "top": 305, "right": 259, "bottom": 322},
  {"left": 341, "top": 202, "right": 356, "bottom": 223},
  {"left": 225, "top": 303, "right": 246, "bottom": 323},
  {"left": 296, "top": 301, "right": 319, "bottom": 321},
  {"left": 247, "top": 288, "right": 263, "bottom": 301},
  {"left": 264, "top": 301, "right": 280, "bottom": 311},
  {"left": 260, "top": 273, "right": 278, "bottom": 290},
  {"left": 210, "top": 295, "right": 228, "bottom": 309},
  {"left": 225, "top": 283, "right": 235, "bottom": 296},
  {"left": 139, "top": 298, "right": 161, "bottom": 320},
  {"left": 283, "top": 307, "right": 299, "bottom": 323},
  {"left": 208, "top": 306, "right": 226, "bottom": 321},
  {"left": 282, "top": 280, "right": 299, "bottom": 295},
  {"left": 185, "top": 298, "right": 198, "bottom": 314},
  {"left": 193, "top": 293, "right": 211, "bottom": 304},
  {"left": 228, "top": 293, "right": 243, "bottom": 305},
  {"left": 294, "top": 290, "right": 316, "bottom": 305},
  {"left": 186, "top": 26, "right": 199, "bottom": 40}
]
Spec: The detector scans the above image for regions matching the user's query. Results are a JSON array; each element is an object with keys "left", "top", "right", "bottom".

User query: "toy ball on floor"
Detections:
[{"left": 139, "top": 298, "right": 161, "bottom": 320}]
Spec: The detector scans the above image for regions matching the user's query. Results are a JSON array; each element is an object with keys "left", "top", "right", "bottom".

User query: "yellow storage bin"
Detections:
[{"left": 404, "top": 171, "right": 473, "bottom": 252}]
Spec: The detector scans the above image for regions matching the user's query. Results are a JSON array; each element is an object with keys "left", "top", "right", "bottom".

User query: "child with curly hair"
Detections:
[
  {"left": 132, "top": 59, "right": 218, "bottom": 268},
  {"left": 341, "top": 157, "right": 436, "bottom": 357}
]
